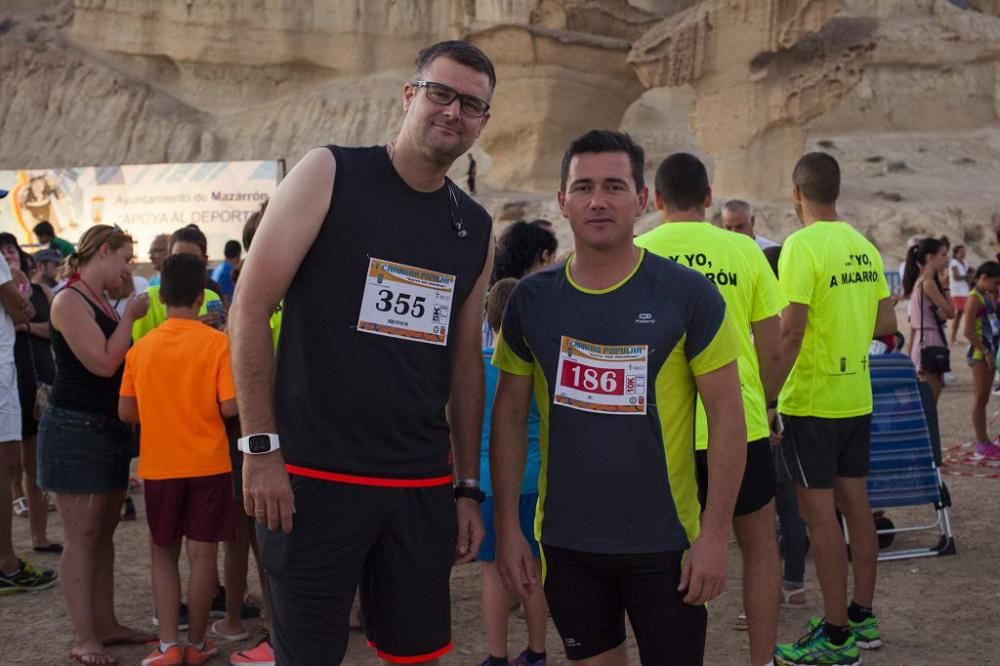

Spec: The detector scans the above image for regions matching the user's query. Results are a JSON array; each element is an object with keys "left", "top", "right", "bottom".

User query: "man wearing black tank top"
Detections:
[{"left": 230, "top": 41, "right": 496, "bottom": 665}]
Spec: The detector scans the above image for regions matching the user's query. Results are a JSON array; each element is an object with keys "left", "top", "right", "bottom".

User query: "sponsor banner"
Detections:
[{"left": 0, "top": 159, "right": 283, "bottom": 259}]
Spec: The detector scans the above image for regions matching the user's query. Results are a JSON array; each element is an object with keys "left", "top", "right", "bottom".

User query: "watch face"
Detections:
[{"left": 248, "top": 435, "right": 272, "bottom": 454}]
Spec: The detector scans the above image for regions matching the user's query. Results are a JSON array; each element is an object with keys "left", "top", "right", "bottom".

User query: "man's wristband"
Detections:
[
  {"left": 454, "top": 485, "right": 485, "bottom": 503},
  {"left": 456, "top": 478, "right": 479, "bottom": 488}
]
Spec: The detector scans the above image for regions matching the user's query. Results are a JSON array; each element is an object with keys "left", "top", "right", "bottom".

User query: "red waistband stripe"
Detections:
[
  {"left": 368, "top": 641, "right": 453, "bottom": 664},
  {"left": 285, "top": 464, "right": 453, "bottom": 488}
]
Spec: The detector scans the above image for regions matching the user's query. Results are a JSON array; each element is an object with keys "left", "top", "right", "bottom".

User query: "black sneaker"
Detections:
[
  {"left": 152, "top": 602, "right": 190, "bottom": 630},
  {"left": 0, "top": 559, "right": 57, "bottom": 595},
  {"left": 211, "top": 585, "right": 262, "bottom": 620}
]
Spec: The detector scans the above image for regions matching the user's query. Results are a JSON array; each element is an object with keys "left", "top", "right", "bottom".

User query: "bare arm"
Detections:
[
  {"left": 774, "top": 303, "right": 809, "bottom": 392},
  {"left": 23, "top": 285, "right": 55, "bottom": 340},
  {"left": 0, "top": 281, "right": 33, "bottom": 326},
  {"left": 923, "top": 278, "right": 955, "bottom": 319},
  {"left": 448, "top": 239, "right": 494, "bottom": 482},
  {"left": 873, "top": 296, "right": 898, "bottom": 338},
  {"left": 229, "top": 147, "right": 335, "bottom": 533},
  {"left": 490, "top": 371, "right": 537, "bottom": 597},
  {"left": 680, "top": 361, "right": 746, "bottom": 606},
  {"left": 50, "top": 289, "right": 146, "bottom": 377},
  {"left": 220, "top": 398, "right": 239, "bottom": 419},
  {"left": 963, "top": 295, "right": 983, "bottom": 351},
  {"left": 118, "top": 396, "right": 140, "bottom": 424},
  {"left": 448, "top": 239, "right": 493, "bottom": 563},
  {"left": 750, "top": 315, "right": 782, "bottom": 402}
]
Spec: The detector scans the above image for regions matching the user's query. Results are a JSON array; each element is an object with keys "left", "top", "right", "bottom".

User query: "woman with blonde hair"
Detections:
[{"left": 37, "top": 225, "right": 152, "bottom": 665}]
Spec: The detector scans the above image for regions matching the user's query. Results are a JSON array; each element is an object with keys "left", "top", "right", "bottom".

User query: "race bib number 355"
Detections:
[
  {"left": 554, "top": 336, "right": 648, "bottom": 415},
  {"left": 357, "top": 258, "right": 456, "bottom": 346}
]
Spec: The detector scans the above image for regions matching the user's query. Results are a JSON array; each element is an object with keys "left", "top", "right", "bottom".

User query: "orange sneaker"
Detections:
[
  {"left": 183, "top": 641, "right": 220, "bottom": 664},
  {"left": 141, "top": 644, "right": 184, "bottom": 666}
]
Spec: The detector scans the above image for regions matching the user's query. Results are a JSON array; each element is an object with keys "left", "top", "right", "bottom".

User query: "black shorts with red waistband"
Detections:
[{"left": 259, "top": 466, "right": 457, "bottom": 665}]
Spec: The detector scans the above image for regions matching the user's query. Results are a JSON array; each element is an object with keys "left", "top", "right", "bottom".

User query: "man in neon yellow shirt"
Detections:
[
  {"left": 635, "top": 152, "right": 786, "bottom": 666},
  {"left": 774, "top": 153, "right": 897, "bottom": 666}
]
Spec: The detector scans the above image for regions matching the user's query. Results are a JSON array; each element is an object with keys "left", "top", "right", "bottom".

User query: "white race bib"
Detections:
[
  {"left": 357, "top": 258, "right": 455, "bottom": 346},
  {"left": 554, "top": 336, "right": 648, "bottom": 415}
]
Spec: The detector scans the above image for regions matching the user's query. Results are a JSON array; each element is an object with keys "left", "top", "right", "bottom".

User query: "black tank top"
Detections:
[
  {"left": 50, "top": 287, "right": 125, "bottom": 417},
  {"left": 14, "top": 285, "right": 56, "bottom": 386},
  {"left": 273, "top": 145, "right": 492, "bottom": 479}
]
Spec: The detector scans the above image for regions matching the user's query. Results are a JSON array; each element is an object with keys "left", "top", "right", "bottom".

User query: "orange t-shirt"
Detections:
[{"left": 120, "top": 318, "right": 236, "bottom": 480}]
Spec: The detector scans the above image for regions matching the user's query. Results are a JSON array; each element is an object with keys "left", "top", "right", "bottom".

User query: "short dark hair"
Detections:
[
  {"left": 654, "top": 153, "right": 710, "bottom": 212},
  {"left": 242, "top": 200, "right": 268, "bottom": 251},
  {"left": 224, "top": 240, "right": 242, "bottom": 259},
  {"left": 32, "top": 221, "right": 54, "bottom": 239},
  {"left": 792, "top": 152, "right": 840, "bottom": 205},
  {"left": 975, "top": 260, "right": 1000, "bottom": 280},
  {"left": 160, "top": 253, "right": 207, "bottom": 308},
  {"left": 415, "top": 41, "right": 497, "bottom": 93},
  {"left": 169, "top": 224, "right": 208, "bottom": 257},
  {"left": 0, "top": 232, "right": 30, "bottom": 273},
  {"left": 559, "top": 130, "right": 645, "bottom": 192}
]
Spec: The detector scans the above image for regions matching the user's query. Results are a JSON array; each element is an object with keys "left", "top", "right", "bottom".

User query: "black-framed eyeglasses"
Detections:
[{"left": 412, "top": 80, "right": 490, "bottom": 118}]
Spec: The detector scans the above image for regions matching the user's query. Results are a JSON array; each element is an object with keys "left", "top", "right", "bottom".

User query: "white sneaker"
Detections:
[{"left": 944, "top": 372, "right": 956, "bottom": 385}]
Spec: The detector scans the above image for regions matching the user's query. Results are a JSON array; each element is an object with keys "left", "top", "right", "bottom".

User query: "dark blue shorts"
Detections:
[
  {"left": 36, "top": 406, "right": 134, "bottom": 494},
  {"left": 478, "top": 493, "right": 540, "bottom": 562}
]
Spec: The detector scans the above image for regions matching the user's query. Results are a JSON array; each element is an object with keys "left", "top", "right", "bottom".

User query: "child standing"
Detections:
[
  {"left": 963, "top": 261, "right": 1000, "bottom": 459},
  {"left": 119, "top": 253, "right": 239, "bottom": 665},
  {"left": 479, "top": 277, "right": 547, "bottom": 666}
]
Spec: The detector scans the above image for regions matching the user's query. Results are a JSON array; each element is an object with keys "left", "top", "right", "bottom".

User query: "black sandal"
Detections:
[{"left": 33, "top": 543, "right": 64, "bottom": 554}]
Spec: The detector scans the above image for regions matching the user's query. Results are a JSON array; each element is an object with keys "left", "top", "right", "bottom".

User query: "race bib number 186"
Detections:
[
  {"left": 554, "top": 336, "right": 648, "bottom": 415},
  {"left": 357, "top": 258, "right": 456, "bottom": 346}
]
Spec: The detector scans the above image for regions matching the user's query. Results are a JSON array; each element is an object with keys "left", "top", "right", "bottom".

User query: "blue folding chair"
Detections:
[{"left": 859, "top": 353, "right": 956, "bottom": 560}]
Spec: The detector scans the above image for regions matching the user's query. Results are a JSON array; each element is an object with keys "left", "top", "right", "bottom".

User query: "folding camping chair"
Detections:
[{"left": 856, "top": 352, "right": 956, "bottom": 561}]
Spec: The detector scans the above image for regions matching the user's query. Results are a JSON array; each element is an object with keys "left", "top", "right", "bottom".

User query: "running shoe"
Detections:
[
  {"left": 975, "top": 441, "right": 1000, "bottom": 459},
  {"left": 0, "top": 559, "right": 57, "bottom": 595},
  {"left": 230, "top": 636, "right": 275, "bottom": 665},
  {"left": 808, "top": 614, "right": 882, "bottom": 649},
  {"left": 141, "top": 644, "right": 184, "bottom": 666},
  {"left": 775, "top": 622, "right": 860, "bottom": 665},
  {"left": 183, "top": 641, "right": 220, "bottom": 665},
  {"left": 510, "top": 650, "right": 546, "bottom": 665}
]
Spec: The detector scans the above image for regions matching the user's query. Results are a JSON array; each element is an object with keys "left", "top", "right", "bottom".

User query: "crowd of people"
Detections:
[
  {"left": 899, "top": 236, "right": 1000, "bottom": 458},
  {"left": 0, "top": 37, "right": 986, "bottom": 666}
]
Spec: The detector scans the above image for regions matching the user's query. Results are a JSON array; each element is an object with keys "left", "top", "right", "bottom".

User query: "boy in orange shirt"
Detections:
[{"left": 119, "top": 253, "right": 238, "bottom": 666}]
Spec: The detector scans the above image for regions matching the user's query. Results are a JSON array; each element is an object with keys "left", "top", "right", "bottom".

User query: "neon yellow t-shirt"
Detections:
[
  {"left": 778, "top": 221, "right": 891, "bottom": 417},
  {"left": 269, "top": 306, "right": 282, "bottom": 350},
  {"left": 635, "top": 222, "right": 787, "bottom": 448},
  {"left": 132, "top": 285, "right": 222, "bottom": 342}
]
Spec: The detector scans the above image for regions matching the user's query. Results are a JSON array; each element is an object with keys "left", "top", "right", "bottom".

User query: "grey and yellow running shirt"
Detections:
[
  {"left": 493, "top": 249, "right": 738, "bottom": 554},
  {"left": 635, "top": 222, "right": 787, "bottom": 449}
]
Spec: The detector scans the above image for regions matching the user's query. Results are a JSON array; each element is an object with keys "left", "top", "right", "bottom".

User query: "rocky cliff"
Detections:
[{"left": 3, "top": 0, "right": 1000, "bottom": 262}]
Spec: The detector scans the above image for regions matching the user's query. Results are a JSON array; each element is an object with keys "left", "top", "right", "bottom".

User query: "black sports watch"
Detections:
[{"left": 454, "top": 485, "right": 486, "bottom": 503}]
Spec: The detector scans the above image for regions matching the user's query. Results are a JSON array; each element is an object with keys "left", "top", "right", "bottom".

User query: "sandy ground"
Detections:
[{"left": 4, "top": 340, "right": 1000, "bottom": 665}]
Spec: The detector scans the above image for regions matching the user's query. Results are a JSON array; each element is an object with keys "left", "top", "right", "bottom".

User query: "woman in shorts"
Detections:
[
  {"left": 963, "top": 261, "right": 1000, "bottom": 458},
  {"left": 37, "top": 225, "right": 152, "bottom": 665},
  {"left": 902, "top": 237, "right": 954, "bottom": 401}
]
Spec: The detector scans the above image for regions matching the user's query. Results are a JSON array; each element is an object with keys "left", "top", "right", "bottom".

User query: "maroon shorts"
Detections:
[{"left": 145, "top": 473, "right": 237, "bottom": 547}]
